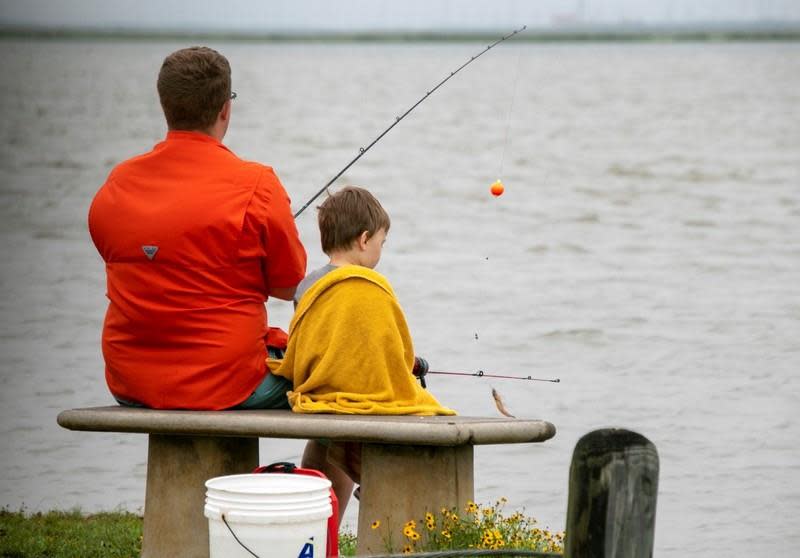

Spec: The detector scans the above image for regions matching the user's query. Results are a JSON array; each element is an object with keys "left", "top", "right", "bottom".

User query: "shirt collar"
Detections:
[{"left": 165, "top": 130, "right": 231, "bottom": 152}]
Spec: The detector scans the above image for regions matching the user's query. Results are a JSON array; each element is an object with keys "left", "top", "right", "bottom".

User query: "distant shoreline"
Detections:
[{"left": 2, "top": 25, "right": 800, "bottom": 43}]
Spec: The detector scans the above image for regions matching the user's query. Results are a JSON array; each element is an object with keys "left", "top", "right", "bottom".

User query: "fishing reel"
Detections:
[{"left": 412, "top": 356, "right": 429, "bottom": 388}]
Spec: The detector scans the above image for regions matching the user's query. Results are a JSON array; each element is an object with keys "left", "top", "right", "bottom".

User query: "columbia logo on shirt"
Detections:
[{"left": 142, "top": 245, "right": 159, "bottom": 260}]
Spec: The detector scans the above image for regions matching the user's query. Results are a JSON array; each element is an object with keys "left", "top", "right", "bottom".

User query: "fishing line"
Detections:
[
  {"left": 473, "top": 46, "right": 524, "bottom": 365},
  {"left": 293, "top": 25, "right": 528, "bottom": 218},
  {"left": 497, "top": 45, "right": 524, "bottom": 180}
]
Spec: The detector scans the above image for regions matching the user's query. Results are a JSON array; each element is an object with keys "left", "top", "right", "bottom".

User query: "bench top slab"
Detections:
[{"left": 58, "top": 406, "right": 555, "bottom": 446}]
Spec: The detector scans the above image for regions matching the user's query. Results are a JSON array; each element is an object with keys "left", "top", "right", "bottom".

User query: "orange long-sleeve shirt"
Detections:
[{"left": 89, "top": 131, "right": 306, "bottom": 409}]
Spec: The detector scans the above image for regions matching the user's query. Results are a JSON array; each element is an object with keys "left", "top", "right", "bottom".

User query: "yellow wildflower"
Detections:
[
  {"left": 402, "top": 545, "right": 413, "bottom": 554},
  {"left": 441, "top": 529, "right": 451, "bottom": 540},
  {"left": 481, "top": 529, "right": 495, "bottom": 546},
  {"left": 370, "top": 520, "right": 380, "bottom": 530},
  {"left": 465, "top": 501, "right": 478, "bottom": 514},
  {"left": 425, "top": 511, "right": 435, "bottom": 530},
  {"left": 492, "top": 528, "right": 502, "bottom": 540}
]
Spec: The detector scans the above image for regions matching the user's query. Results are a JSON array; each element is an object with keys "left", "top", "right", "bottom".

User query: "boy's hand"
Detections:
[{"left": 412, "top": 356, "right": 429, "bottom": 388}]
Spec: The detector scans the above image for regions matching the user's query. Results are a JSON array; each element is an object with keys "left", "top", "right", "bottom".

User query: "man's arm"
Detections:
[
  {"left": 258, "top": 168, "right": 307, "bottom": 295},
  {"left": 269, "top": 286, "right": 297, "bottom": 301}
]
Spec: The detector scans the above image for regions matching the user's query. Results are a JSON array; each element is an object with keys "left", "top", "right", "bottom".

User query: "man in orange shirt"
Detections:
[{"left": 89, "top": 47, "right": 306, "bottom": 410}]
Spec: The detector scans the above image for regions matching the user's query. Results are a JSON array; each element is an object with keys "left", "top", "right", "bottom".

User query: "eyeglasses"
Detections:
[{"left": 230, "top": 91, "right": 237, "bottom": 100}]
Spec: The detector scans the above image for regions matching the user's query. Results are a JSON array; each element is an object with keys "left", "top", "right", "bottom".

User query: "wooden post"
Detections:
[{"left": 564, "top": 429, "right": 659, "bottom": 558}]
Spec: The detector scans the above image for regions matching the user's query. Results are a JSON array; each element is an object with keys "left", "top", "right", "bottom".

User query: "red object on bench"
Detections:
[{"left": 253, "top": 462, "right": 339, "bottom": 558}]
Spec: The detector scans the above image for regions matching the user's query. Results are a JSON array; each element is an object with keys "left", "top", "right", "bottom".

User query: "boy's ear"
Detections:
[{"left": 357, "top": 230, "right": 370, "bottom": 250}]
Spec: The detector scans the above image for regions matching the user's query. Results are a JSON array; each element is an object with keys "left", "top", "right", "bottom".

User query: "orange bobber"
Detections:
[{"left": 490, "top": 180, "right": 505, "bottom": 196}]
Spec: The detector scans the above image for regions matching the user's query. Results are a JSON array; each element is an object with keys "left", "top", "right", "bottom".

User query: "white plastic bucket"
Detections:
[{"left": 205, "top": 473, "right": 332, "bottom": 558}]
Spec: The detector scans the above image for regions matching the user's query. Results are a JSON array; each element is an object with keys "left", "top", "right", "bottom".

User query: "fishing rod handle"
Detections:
[{"left": 412, "top": 356, "right": 429, "bottom": 388}]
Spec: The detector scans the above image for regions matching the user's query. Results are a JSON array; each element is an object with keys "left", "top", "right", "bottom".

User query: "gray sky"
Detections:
[{"left": 1, "top": 0, "right": 799, "bottom": 32}]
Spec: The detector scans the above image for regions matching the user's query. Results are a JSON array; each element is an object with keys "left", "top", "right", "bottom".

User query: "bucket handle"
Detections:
[
  {"left": 254, "top": 461, "right": 297, "bottom": 475},
  {"left": 221, "top": 513, "right": 261, "bottom": 558}
]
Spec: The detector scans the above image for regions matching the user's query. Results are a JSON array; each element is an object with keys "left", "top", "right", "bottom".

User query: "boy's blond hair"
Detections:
[{"left": 317, "top": 186, "right": 391, "bottom": 255}]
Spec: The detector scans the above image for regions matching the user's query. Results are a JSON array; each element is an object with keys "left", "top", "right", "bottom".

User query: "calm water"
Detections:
[{"left": 1, "top": 39, "right": 798, "bottom": 556}]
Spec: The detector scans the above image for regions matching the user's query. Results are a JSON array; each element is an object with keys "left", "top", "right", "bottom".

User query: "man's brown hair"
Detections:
[
  {"left": 318, "top": 186, "right": 391, "bottom": 254},
  {"left": 157, "top": 47, "right": 231, "bottom": 131}
]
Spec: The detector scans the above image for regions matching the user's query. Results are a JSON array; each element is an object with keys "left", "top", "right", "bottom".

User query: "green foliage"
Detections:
[
  {"left": 344, "top": 500, "right": 564, "bottom": 555},
  {"left": 0, "top": 509, "right": 142, "bottom": 558},
  {"left": 395, "top": 499, "right": 563, "bottom": 555},
  {"left": 0, "top": 505, "right": 559, "bottom": 557},
  {"left": 338, "top": 529, "right": 358, "bottom": 556}
]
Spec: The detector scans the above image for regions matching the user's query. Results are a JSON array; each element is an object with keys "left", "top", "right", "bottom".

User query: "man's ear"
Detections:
[{"left": 219, "top": 100, "right": 231, "bottom": 123}]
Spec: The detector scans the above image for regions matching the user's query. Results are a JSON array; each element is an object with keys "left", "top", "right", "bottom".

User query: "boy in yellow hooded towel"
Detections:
[
  {"left": 273, "top": 264, "right": 453, "bottom": 414},
  {"left": 270, "top": 186, "right": 455, "bottom": 516}
]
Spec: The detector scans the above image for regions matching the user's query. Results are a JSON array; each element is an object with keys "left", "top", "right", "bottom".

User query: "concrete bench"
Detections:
[{"left": 57, "top": 406, "right": 556, "bottom": 557}]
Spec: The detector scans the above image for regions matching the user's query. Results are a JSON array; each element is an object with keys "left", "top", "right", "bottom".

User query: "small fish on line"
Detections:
[{"left": 491, "top": 387, "right": 515, "bottom": 418}]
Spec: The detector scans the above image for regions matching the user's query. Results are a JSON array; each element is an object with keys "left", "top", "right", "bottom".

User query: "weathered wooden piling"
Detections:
[{"left": 564, "top": 429, "right": 659, "bottom": 558}]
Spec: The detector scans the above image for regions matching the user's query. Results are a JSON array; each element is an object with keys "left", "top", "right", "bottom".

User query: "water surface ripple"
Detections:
[{"left": 1, "top": 40, "right": 798, "bottom": 556}]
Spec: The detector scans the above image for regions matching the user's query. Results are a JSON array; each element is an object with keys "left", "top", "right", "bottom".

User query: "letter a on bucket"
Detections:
[{"left": 297, "top": 538, "right": 314, "bottom": 558}]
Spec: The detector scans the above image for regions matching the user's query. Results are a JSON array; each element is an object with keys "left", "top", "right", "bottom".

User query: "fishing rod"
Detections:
[
  {"left": 429, "top": 370, "right": 560, "bottom": 383},
  {"left": 293, "top": 24, "right": 528, "bottom": 218},
  {"left": 412, "top": 359, "right": 559, "bottom": 388}
]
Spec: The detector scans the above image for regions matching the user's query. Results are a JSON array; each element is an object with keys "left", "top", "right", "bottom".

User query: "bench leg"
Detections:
[
  {"left": 141, "top": 434, "right": 259, "bottom": 558},
  {"left": 356, "top": 444, "right": 474, "bottom": 556}
]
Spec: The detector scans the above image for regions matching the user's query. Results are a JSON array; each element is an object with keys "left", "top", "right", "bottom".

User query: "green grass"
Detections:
[
  {"left": 0, "top": 509, "right": 142, "bottom": 558},
  {"left": 0, "top": 509, "right": 360, "bottom": 557},
  {"left": 1, "top": 505, "right": 560, "bottom": 557},
  {"left": 338, "top": 530, "right": 358, "bottom": 556}
]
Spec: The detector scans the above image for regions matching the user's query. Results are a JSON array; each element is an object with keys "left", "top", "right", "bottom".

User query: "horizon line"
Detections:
[{"left": 3, "top": 20, "right": 800, "bottom": 43}]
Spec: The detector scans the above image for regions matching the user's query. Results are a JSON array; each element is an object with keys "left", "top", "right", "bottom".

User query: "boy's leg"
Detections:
[
  {"left": 302, "top": 440, "right": 354, "bottom": 521},
  {"left": 327, "top": 441, "right": 362, "bottom": 484}
]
